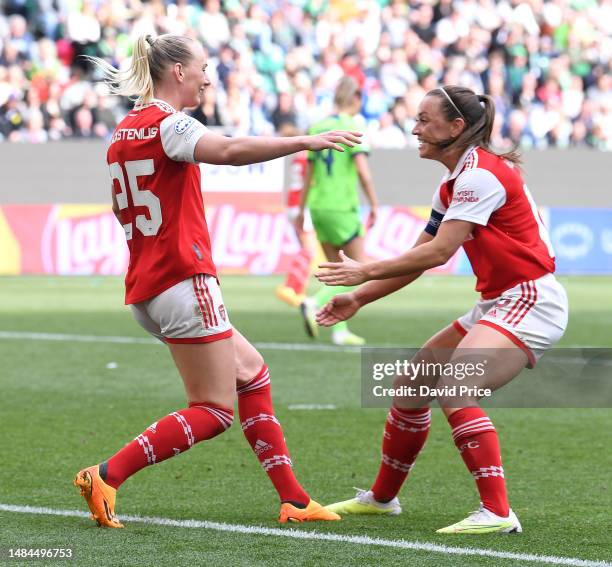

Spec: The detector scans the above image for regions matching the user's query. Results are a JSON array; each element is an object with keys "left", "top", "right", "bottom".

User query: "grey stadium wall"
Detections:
[{"left": 0, "top": 143, "right": 609, "bottom": 207}]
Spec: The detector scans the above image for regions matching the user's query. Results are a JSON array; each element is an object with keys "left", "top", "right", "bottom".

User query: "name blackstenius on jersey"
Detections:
[{"left": 111, "top": 127, "right": 159, "bottom": 144}]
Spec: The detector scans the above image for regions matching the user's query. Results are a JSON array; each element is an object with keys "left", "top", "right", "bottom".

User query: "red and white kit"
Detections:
[
  {"left": 107, "top": 99, "right": 231, "bottom": 343},
  {"left": 286, "top": 151, "right": 313, "bottom": 230},
  {"left": 433, "top": 146, "right": 568, "bottom": 364}
]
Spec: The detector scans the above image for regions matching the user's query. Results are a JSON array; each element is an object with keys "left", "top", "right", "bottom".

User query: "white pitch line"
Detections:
[
  {"left": 0, "top": 331, "right": 363, "bottom": 352},
  {"left": 0, "top": 331, "right": 599, "bottom": 355},
  {"left": 0, "top": 504, "right": 609, "bottom": 567}
]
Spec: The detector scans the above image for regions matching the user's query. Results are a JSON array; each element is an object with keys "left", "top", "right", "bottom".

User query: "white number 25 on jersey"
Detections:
[{"left": 109, "top": 159, "right": 162, "bottom": 239}]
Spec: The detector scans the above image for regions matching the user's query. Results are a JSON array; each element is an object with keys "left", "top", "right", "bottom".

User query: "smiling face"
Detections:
[
  {"left": 178, "top": 42, "right": 211, "bottom": 109},
  {"left": 411, "top": 94, "right": 464, "bottom": 161}
]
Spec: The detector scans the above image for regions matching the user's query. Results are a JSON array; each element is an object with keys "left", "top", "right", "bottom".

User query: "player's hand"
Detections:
[
  {"left": 305, "top": 131, "right": 362, "bottom": 152},
  {"left": 366, "top": 206, "right": 378, "bottom": 229},
  {"left": 316, "top": 293, "right": 361, "bottom": 326},
  {"left": 316, "top": 250, "right": 369, "bottom": 286}
]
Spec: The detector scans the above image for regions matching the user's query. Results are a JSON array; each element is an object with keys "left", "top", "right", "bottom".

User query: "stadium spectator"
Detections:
[
  {"left": 271, "top": 90, "right": 297, "bottom": 131},
  {"left": 369, "top": 111, "right": 406, "bottom": 149},
  {"left": 0, "top": 0, "right": 610, "bottom": 150}
]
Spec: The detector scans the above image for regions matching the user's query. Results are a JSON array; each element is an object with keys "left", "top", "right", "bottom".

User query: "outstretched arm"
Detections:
[
  {"left": 352, "top": 232, "right": 432, "bottom": 306},
  {"left": 316, "top": 231, "right": 431, "bottom": 327},
  {"left": 194, "top": 130, "right": 362, "bottom": 166},
  {"left": 316, "top": 220, "right": 473, "bottom": 286}
]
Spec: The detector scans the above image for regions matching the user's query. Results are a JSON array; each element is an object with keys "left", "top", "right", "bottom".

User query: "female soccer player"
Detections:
[
  {"left": 73, "top": 33, "right": 362, "bottom": 527},
  {"left": 296, "top": 76, "right": 379, "bottom": 346},
  {"left": 316, "top": 85, "right": 568, "bottom": 533}
]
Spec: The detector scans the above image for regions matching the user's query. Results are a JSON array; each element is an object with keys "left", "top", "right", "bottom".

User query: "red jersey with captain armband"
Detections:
[
  {"left": 107, "top": 99, "right": 215, "bottom": 304},
  {"left": 431, "top": 146, "right": 555, "bottom": 299}
]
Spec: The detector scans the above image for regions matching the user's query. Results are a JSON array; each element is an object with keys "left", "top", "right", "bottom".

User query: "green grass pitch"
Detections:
[{"left": 0, "top": 275, "right": 610, "bottom": 566}]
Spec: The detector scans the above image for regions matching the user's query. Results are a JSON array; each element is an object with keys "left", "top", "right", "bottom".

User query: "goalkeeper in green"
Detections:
[{"left": 295, "top": 76, "right": 379, "bottom": 346}]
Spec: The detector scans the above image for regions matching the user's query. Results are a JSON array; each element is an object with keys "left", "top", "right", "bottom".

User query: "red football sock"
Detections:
[
  {"left": 284, "top": 248, "right": 312, "bottom": 295},
  {"left": 238, "top": 365, "right": 309, "bottom": 506},
  {"left": 104, "top": 403, "right": 233, "bottom": 489},
  {"left": 448, "top": 407, "right": 509, "bottom": 517},
  {"left": 371, "top": 406, "right": 431, "bottom": 503}
]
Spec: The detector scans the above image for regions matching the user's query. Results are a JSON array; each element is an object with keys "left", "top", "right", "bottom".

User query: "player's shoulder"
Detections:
[
  {"left": 468, "top": 147, "right": 521, "bottom": 177},
  {"left": 457, "top": 148, "right": 517, "bottom": 184},
  {"left": 310, "top": 113, "right": 356, "bottom": 133},
  {"left": 309, "top": 116, "right": 333, "bottom": 134}
]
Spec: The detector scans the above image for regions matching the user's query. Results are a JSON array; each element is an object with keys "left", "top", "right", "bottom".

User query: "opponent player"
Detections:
[
  {"left": 316, "top": 86, "right": 568, "bottom": 533},
  {"left": 73, "top": 33, "right": 362, "bottom": 527},
  {"left": 296, "top": 76, "right": 379, "bottom": 346}
]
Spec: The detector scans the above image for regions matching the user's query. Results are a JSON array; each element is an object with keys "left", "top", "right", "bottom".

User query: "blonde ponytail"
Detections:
[{"left": 85, "top": 34, "right": 195, "bottom": 106}]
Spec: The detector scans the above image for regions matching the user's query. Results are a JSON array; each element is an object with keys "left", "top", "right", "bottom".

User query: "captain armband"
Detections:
[{"left": 424, "top": 209, "right": 445, "bottom": 236}]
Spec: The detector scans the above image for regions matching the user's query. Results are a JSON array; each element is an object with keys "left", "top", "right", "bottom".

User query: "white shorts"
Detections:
[
  {"left": 131, "top": 274, "right": 232, "bottom": 344},
  {"left": 453, "top": 273, "right": 568, "bottom": 367},
  {"left": 286, "top": 206, "right": 313, "bottom": 232}
]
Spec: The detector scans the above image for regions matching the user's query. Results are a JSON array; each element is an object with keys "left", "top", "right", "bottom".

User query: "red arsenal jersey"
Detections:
[
  {"left": 433, "top": 146, "right": 555, "bottom": 299},
  {"left": 107, "top": 99, "right": 216, "bottom": 304}
]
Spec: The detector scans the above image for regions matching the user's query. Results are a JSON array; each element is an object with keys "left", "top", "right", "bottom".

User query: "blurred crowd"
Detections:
[{"left": 1, "top": 0, "right": 611, "bottom": 150}]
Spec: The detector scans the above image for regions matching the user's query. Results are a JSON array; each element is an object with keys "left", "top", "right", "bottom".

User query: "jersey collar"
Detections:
[
  {"left": 134, "top": 98, "right": 178, "bottom": 113},
  {"left": 444, "top": 145, "right": 477, "bottom": 182}
]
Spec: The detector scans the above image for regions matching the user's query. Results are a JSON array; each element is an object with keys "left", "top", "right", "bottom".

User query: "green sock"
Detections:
[{"left": 314, "top": 285, "right": 352, "bottom": 333}]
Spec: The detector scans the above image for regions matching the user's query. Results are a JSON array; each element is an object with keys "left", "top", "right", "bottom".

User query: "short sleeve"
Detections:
[
  {"left": 350, "top": 132, "right": 370, "bottom": 157},
  {"left": 432, "top": 185, "right": 447, "bottom": 215},
  {"left": 160, "top": 113, "right": 208, "bottom": 163},
  {"left": 442, "top": 168, "right": 507, "bottom": 226}
]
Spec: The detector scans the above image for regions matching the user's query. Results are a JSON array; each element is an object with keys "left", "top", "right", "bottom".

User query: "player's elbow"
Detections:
[
  {"left": 225, "top": 148, "right": 245, "bottom": 166},
  {"left": 430, "top": 244, "right": 456, "bottom": 267},
  {"left": 194, "top": 136, "right": 241, "bottom": 166},
  {"left": 222, "top": 138, "right": 256, "bottom": 166}
]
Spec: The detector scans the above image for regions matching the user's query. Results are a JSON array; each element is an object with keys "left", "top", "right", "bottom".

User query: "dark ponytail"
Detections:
[{"left": 429, "top": 86, "right": 522, "bottom": 166}]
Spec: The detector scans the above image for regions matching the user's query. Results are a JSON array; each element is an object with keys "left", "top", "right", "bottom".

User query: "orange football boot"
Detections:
[
  {"left": 279, "top": 499, "right": 341, "bottom": 523},
  {"left": 73, "top": 465, "right": 124, "bottom": 528}
]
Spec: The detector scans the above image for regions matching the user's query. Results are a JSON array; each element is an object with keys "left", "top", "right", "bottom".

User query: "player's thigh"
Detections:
[
  {"left": 233, "top": 327, "right": 264, "bottom": 387},
  {"left": 168, "top": 337, "right": 237, "bottom": 407},
  {"left": 321, "top": 241, "right": 341, "bottom": 261},
  {"left": 393, "top": 324, "right": 464, "bottom": 409},
  {"left": 438, "top": 323, "right": 528, "bottom": 416},
  {"left": 320, "top": 236, "right": 365, "bottom": 263},
  {"left": 342, "top": 235, "right": 367, "bottom": 262}
]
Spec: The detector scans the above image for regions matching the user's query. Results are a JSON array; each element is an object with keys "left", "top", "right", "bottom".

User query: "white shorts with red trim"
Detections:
[
  {"left": 130, "top": 274, "right": 232, "bottom": 344},
  {"left": 453, "top": 273, "right": 568, "bottom": 367}
]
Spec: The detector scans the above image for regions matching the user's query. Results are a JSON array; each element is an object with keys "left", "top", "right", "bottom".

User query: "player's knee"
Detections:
[{"left": 236, "top": 348, "right": 265, "bottom": 384}]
